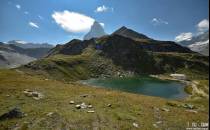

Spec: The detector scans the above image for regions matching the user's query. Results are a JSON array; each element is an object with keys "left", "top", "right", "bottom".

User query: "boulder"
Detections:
[{"left": 0, "top": 108, "right": 25, "bottom": 121}]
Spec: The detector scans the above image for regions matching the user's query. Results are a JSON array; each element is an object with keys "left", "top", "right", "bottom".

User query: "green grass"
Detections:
[{"left": 0, "top": 69, "right": 209, "bottom": 130}]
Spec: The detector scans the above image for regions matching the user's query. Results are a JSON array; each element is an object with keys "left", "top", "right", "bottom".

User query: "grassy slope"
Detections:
[
  {"left": 0, "top": 69, "right": 209, "bottom": 130},
  {"left": 152, "top": 52, "right": 209, "bottom": 80},
  {"left": 20, "top": 47, "right": 209, "bottom": 82},
  {"left": 20, "top": 47, "right": 129, "bottom": 82}
]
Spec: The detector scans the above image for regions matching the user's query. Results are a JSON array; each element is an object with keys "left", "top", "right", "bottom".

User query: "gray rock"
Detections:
[
  {"left": 181, "top": 104, "right": 195, "bottom": 109},
  {"left": 23, "top": 90, "right": 44, "bottom": 100},
  {"left": 80, "top": 103, "right": 88, "bottom": 109},
  {"left": 0, "top": 108, "right": 25, "bottom": 120},
  {"left": 75, "top": 105, "right": 81, "bottom": 109},
  {"left": 69, "top": 101, "right": 75, "bottom": 104}
]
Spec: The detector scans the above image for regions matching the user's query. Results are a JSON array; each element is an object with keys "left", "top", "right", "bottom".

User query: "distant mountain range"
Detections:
[
  {"left": 0, "top": 41, "right": 53, "bottom": 68},
  {"left": 179, "top": 31, "right": 209, "bottom": 56},
  {"left": 0, "top": 50, "right": 35, "bottom": 68},
  {"left": 8, "top": 40, "right": 54, "bottom": 49}
]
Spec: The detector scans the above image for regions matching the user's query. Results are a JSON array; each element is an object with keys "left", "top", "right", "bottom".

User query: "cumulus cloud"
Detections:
[
  {"left": 16, "top": 4, "right": 21, "bottom": 10},
  {"left": 95, "top": 5, "right": 113, "bottom": 13},
  {"left": 52, "top": 10, "right": 96, "bottom": 33},
  {"left": 197, "top": 19, "right": 209, "bottom": 32},
  {"left": 175, "top": 32, "right": 193, "bottom": 42},
  {"left": 151, "top": 18, "right": 168, "bottom": 25},
  {"left": 29, "top": 22, "right": 39, "bottom": 28},
  {"left": 175, "top": 19, "right": 209, "bottom": 42}
]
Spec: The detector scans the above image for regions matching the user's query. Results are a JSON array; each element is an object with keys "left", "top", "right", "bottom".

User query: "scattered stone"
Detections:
[
  {"left": 80, "top": 94, "right": 89, "bottom": 98},
  {"left": 181, "top": 104, "right": 195, "bottom": 109},
  {"left": 185, "top": 110, "right": 198, "bottom": 114},
  {"left": 156, "top": 121, "right": 162, "bottom": 124},
  {"left": 46, "top": 112, "right": 54, "bottom": 117},
  {"left": 0, "top": 108, "right": 25, "bottom": 121},
  {"left": 153, "top": 123, "right": 159, "bottom": 128},
  {"left": 23, "top": 89, "right": 44, "bottom": 100},
  {"left": 133, "top": 122, "right": 139, "bottom": 128},
  {"left": 107, "top": 104, "right": 112, "bottom": 107},
  {"left": 75, "top": 102, "right": 93, "bottom": 110},
  {"left": 166, "top": 102, "right": 179, "bottom": 107},
  {"left": 80, "top": 103, "right": 88, "bottom": 109},
  {"left": 161, "top": 108, "right": 170, "bottom": 112},
  {"left": 88, "top": 105, "right": 93, "bottom": 108},
  {"left": 75, "top": 105, "right": 81, "bottom": 109},
  {"left": 87, "top": 110, "right": 95, "bottom": 113},
  {"left": 6, "top": 95, "right": 10, "bottom": 97},
  {"left": 69, "top": 101, "right": 75, "bottom": 104},
  {"left": 153, "top": 107, "right": 160, "bottom": 111}
]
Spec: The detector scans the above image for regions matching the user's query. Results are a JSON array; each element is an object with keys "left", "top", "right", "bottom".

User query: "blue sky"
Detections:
[{"left": 0, "top": 0, "right": 209, "bottom": 45}]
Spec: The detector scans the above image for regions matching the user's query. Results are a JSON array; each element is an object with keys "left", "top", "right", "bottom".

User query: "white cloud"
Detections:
[
  {"left": 52, "top": 10, "right": 95, "bottom": 33},
  {"left": 16, "top": 4, "right": 21, "bottom": 10},
  {"left": 29, "top": 22, "right": 39, "bottom": 28},
  {"left": 174, "top": 19, "right": 209, "bottom": 42},
  {"left": 197, "top": 19, "right": 209, "bottom": 32},
  {"left": 151, "top": 18, "right": 168, "bottom": 25},
  {"left": 100, "top": 23, "right": 105, "bottom": 27},
  {"left": 95, "top": 5, "right": 113, "bottom": 13},
  {"left": 175, "top": 32, "right": 193, "bottom": 42}
]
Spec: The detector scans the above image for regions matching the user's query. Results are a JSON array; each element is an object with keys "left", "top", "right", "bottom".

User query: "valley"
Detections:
[{"left": 0, "top": 26, "right": 209, "bottom": 130}]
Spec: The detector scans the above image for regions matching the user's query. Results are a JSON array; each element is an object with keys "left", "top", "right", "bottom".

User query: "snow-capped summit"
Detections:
[
  {"left": 7, "top": 40, "right": 53, "bottom": 49},
  {"left": 179, "top": 31, "right": 209, "bottom": 56}
]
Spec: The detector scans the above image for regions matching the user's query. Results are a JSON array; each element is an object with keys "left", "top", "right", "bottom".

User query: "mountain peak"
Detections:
[
  {"left": 113, "top": 26, "right": 150, "bottom": 40},
  {"left": 83, "top": 21, "right": 106, "bottom": 40},
  {"left": 118, "top": 26, "right": 128, "bottom": 30}
]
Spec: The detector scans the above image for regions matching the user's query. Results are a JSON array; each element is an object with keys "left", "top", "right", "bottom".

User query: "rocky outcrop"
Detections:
[
  {"left": 47, "top": 39, "right": 95, "bottom": 56},
  {"left": 0, "top": 108, "right": 25, "bottom": 121}
]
